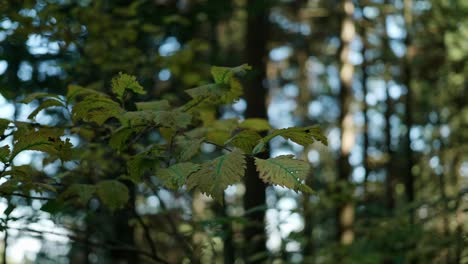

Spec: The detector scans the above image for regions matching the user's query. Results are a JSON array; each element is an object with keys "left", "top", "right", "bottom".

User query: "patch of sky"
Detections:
[
  {"left": 18, "top": 61, "right": 33, "bottom": 81},
  {"left": 268, "top": 93, "right": 296, "bottom": 128},
  {"left": 26, "top": 34, "right": 60, "bottom": 55},
  {"left": 349, "top": 146, "right": 363, "bottom": 166},
  {"left": 328, "top": 127, "right": 341, "bottom": 152},
  {"left": 38, "top": 60, "right": 63, "bottom": 80},
  {"left": 352, "top": 166, "right": 366, "bottom": 183},
  {"left": 363, "top": 6, "right": 380, "bottom": 19},
  {"left": 158, "top": 68, "right": 171, "bottom": 81},
  {"left": 388, "top": 82, "right": 403, "bottom": 99},
  {"left": 158, "top": 36, "right": 181, "bottom": 57},
  {"left": 283, "top": 83, "right": 298, "bottom": 97},
  {"left": 390, "top": 40, "right": 406, "bottom": 57},
  {"left": 307, "top": 149, "right": 320, "bottom": 165},
  {"left": 269, "top": 11, "right": 311, "bottom": 36},
  {"left": 0, "top": 31, "right": 6, "bottom": 42},
  {"left": 270, "top": 46, "right": 292, "bottom": 61},
  {"left": 232, "top": 98, "right": 247, "bottom": 113},
  {"left": 326, "top": 66, "right": 340, "bottom": 94},
  {"left": 0, "top": 60, "right": 7, "bottom": 75},
  {"left": 386, "top": 15, "right": 406, "bottom": 39}
]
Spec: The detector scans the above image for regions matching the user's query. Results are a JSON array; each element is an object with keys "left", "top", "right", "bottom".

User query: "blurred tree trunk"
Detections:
[
  {"left": 383, "top": 5, "right": 395, "bottom": 212},
  {"left": 336, "top": 0, "right": 356, "bottom": 246},
  {"left": 110, "top": 185, "right": 138, "bottom": 264},
  {"left": 243, "top": 0, "right": 269, "bottom": 261},
  {"left": 403, "top": 0, "right": 415, "bottom": 224},
  {"left": 360, "top": 25, "right": 370, "bottom": 196}
]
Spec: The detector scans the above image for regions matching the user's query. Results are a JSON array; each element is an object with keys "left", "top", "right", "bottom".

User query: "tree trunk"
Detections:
[
  {"left": 336, "top": 0, "right": 356, "bottom": 246},
  {"left": 243, "top": 0, "right": 269, "bottom": 261},
  {"left": 403, "top": 0, "right": 415, "bottom": 223}
]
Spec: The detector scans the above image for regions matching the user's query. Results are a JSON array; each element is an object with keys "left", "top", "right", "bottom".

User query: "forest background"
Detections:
[{"left": 0, "top": 0, "right": 467, "bottom": 263}]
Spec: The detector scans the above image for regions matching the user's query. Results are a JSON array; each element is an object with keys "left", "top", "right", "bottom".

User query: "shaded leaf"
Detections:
[
  {"left": 61, "top": 184, "right": 96, "bottom": 205},
  {"left": 263, "top": 126, "right": 328, "bottom": 146},
  {"left": 96, "top": 180, "right": 129, "bottom": 211},
  {"left": 158, "top": 162, "right": 200, "bottom": 189},
  {"left": 27, "top": 99, "right": 64, "bottom": 120},
  {"left": 225, "top": 130, "right": 262, "bottom": 153},
  {"left": 187, "top": 150, "right": 245, "bottom": 202},
  {"left": 239, "top": 118, "right": 271, "bottom": 131},
  {"left": 255, "top": 155, "right": 312, "bottom": 193},
  {"left": 111, "top": 73, "right": 146, "bottom": 100},
  {"left": 136, "top": 100, "right": 170, "bottom": 111}
]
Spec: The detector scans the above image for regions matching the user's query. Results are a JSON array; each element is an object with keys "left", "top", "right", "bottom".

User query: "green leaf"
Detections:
[
  {"left": 0, "top": 145, "right": 10, "bottom": 163},
  {"left": 239, "top": 118, "right": 271, "bottom": 131},
  {"left": 263, "top": 126, "right": 328, "bottom": 146},
  {"left": 0, "top": 118, "right": 10, "bottom": 135},
  {"left": 255, "top": 155, "right": 312, "bottom": 193},
  {"left": 157, "top": 162, "right": 200, "bottom": 190},
  {"left": 109, "top": 127, "right": 138, "bottom": 151},
  {"left": 225, "top": 130, "right": 262, "bottom": 153},
  {"left": 27, "top": 99, "right": 64, "bottom": 120},
  {"left": 153, "top": 111, "right": 192, "bottom": 129},
  {"left": 136, "top": 100, "right": 170, "bottom": 111},
  {"left": 211, "top": 64, "right": 251, "bottom": 84},
  {"left": 61, "top": 184, "right": 96, "bottom": 205},
  {"left": 127, "top": 147, "right": 163, "bottom": 183},
  {"left": 72, "top": 94, "right": 123, "bottom": 125},
  {"left": 176, "top": 137, "right": 204, "bottom": 161},
  {"left": 21, "top": 92, "right": 61, "bottom": 104},
  {"left": 96, "top": 180, "right": 129, "bottom": 211},
  {"left": 66, "top": 85, "right": 104, "bottom": 102},
  {"left": 119, "top": 110, "right": 155, "bottom": 127},
  {"left": 11, "top": 126, "right": 73, "bottom": 161},
  {"left": 187, "top": 150, "right": 246, "bottom": 202},
  {"left": 111, "top": 72, "right": 146, "bottom": 100}
]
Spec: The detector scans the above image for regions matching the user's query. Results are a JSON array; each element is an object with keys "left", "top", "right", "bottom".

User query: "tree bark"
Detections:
[
  {"left": 243, "top": 0, "right": 269, "bottom": 261},
  {"left": 403, "top": 0, "right": 415, "bottom": 224},
  {"left": 336, "top": 0, "right": 356, "bottom": 246}
]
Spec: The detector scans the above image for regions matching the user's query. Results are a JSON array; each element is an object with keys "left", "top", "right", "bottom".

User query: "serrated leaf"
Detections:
[
  {"left": 225, "top": 130, "right": 262, "bottom": 153},
  {"left": 111, "top": 73, "right": 146, "bottom": 100},
  {"left": 177, "top": 137, "right": 204, "bottom": 161},
  {"left": 109, "top": 127, "right": 138, "bottom": 151},
  {"left": 264, "top": 126, "right": 328, "bottom": 146},
  {"left": 27, "top": 99, "right": 64, "bottom": 120},
  {"left": 119, "top": 110, "right": 155, "bottom": 127},
  {"left": 136, "top": 100, "right": 170, "bottom": 111},
  {"left": 96, "top": 180, "right": 129, "bottom": 211},
  {"left": 187, "top": 150, "right": 246, "bottom": 202},
  {"left": 61, "top": 184, "right": 96, "bottom": 205},
  {"left": 252, "top": 140, "right": 266, "bottom": 155},
  {"left": 158, "top": 162, "right": 200, "bottom": 190},
  {"left": 154, "top": 111, "right": 192, "bottom": 129},
  {"left": 11, "top": 127, "right": 73, "bottom": 161},
  {"left": 127, "top": 147, "right": 163, "bottom": 183},
  {"left": 22, "top": 92, "right": 61, "bottom": 104},
  {"left": 66, "top": 85, "right": 104, "bottom": 101},
  {"left": 72, "top": 94, "right": 123, "bottom": 125},
  {"left": 239, "top": 118, "right": 271, "bottom": 131},
  {"left": 255, "top": 155, "right": 312, "bottom": 193},
  {"left": 211, "top": 64, "right": 251, "bottom": 84}
]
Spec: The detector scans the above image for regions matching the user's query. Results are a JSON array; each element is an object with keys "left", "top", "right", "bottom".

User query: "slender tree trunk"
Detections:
[
  {"left": 403, "top": 0, "right": 415, "bottom": 224},
  {"left": 336, "top": 0, "right": 356, "bottom": 246},
  {"left": 360, "top": 26, "right": 370, "bottom": 196},
  {"left": 243, "top": 0, "right": 269, "bottom": 261},
  {"left": 110, "top": 185, "right": 138, "bottom": 264}
]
